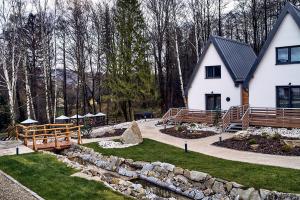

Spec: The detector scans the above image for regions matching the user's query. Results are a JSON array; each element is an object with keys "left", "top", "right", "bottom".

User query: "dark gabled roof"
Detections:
[
  {"left": 185, "top": 36, "right": 257, "bottom": 94},
  {"left": 244, "top": 2, "right": 300, "bottom": 87}
]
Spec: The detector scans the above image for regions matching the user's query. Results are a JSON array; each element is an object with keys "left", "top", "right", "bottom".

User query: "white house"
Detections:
[
  {"left": 245, "top": 3, "right": 300, "bottom": 109},
  {"left": 186, "top": 36, "right": 256, "bottom": 110}
]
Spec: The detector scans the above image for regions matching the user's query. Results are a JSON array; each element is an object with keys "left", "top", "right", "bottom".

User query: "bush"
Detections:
[
  {"left": 175, "top": 125, "right": 184, "bottom": 132},
  {"left": 248, "top": 138, "right": 257, "bottom": 145},
  {"left": 261, "top": 132, "right": 269, "bottom": 138},
  {"left": 272, "top": 132, "right": 281, "bottom": 140},
  {"left": 190, "top": 123, "right": 196, "bottom": 128},
  {"left": 282, "top": 144, "right": 293, "bottom": 152}
]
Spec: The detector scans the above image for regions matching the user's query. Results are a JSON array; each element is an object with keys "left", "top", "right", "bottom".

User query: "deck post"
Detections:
[
  {"left": 24, "top": 129, "right": 28, "bottom": 146},
  {"left": 32, "top": 130, "right": 36, "bottom": 151},
  {"left": 66, "top": 125, "right": 70, "bottom": 142},
  {"left": 77, "top": 127, "right": 82, "bottom": 144},
  {"left": 15, "top": 126, "right": 19, "bottom": 140},
  {"left": 54, "top": 130, "right": 58, "bottom": 149}
]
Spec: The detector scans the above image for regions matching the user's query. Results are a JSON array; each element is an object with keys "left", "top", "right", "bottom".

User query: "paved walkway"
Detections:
[
  {"left": 137, "top": 120, "right": 300, "bottom": 170},
  {"left": 0, "top": 140, "right": 34, "bottom": 157}
]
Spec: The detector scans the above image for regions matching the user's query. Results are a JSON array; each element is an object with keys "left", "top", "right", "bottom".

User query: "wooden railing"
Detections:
[
  {"left": 222, "top": 108, "right": 232, "bottom": 132},
  {"left": 241, "top": 107, "right": 250, "bottom": 130},
  {"left": 16, "top": 124, "right": 82, "bottom": 151},
  {"left": 249, "top": 107, "right": 300, "bottom": 128},
  {"left": 162, "top": 108, "right": 183, "bottom": 124},
  {"left": 174, "top": 109, "right": 224, "bottom": 125}
]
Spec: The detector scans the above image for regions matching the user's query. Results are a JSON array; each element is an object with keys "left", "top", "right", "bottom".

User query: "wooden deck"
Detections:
[
  {"left": 15, "top": 124, "right": 82, "bottom": 151},
  {"left": 162, "top": 106, "right": 300, "bottom": 130}
]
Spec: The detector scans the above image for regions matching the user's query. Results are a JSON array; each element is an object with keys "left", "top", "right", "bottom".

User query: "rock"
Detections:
[
  {"left": 204, "top": 178, "right": 216, "bottom": 189},
  {"left": 189, "top": 171, "right": 207, "bottom": 182},
  {"left": 232, "top": 131, "right": 250, "bottom": 141},
  {"left": 239, "top": 188, "right": 255, "bottom": 200},
  {"left": 174, "top": 175, "right": 189, "bottom": 185},
  {"left": 225, "top": 182, "right": 233, "bottom": 192},
  {"left": 130, "top": 161, "right": 148, "bottom": 169},
  {"left": 203, "top": 188, "right": 214, "bottom": 196},
  {"left": 212, "top": 181, "right": 226, "bottom": 195},
  {"left": 249, "top": 190, "right": 261, "bottom": 200},
  {"left": 118, "top": 168, "right": 137, "bottom": 177},
  {"left": 194, "top": 190, "right": 205, "bottom": 200},
  {"left": 161, "top": 163, "right": 175, "bottom": 171},
  {"left": 120, "top": 121, "right": 143, "bottom": 144},
  {"left": 183, "top": 169, "right": 190, "bottom": 178},
  {"left": 173, "top": 167, "right": 184, "bottom": 175},
  {"left": 250, "top": 144, "right": 259, "bottom": 151},
  {"left": 141, "top": 163, "right": 154, "bottom": 172},
  {"left": 232, "top": 182, "right": 244, "bottom": 188},
  {"left": 259, "top": 189, "right": 271, "bottom": 200}
]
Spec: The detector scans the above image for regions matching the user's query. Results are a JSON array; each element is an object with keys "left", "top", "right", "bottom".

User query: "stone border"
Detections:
[{"left": 0, "top": 170, "right": 44, "bottom": 200}]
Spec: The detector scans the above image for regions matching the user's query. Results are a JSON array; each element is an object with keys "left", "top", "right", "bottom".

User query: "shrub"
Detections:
[
  {"left": 282, "top": 144, "right": 293, "bottom": 153},
  {"left": 248, "top": 138, "right": 257, "bottom": 145},
  {"left": 261, "top": 132, "right": 269, "bottom": 138},
  {"left": 190, "top": 123, "right": 196, "bottom": 128},
  {"left": 175, "top": 125, "right": 184, "bottom": 132},
  {"left": 272, "top": 132, "right": 281, "bottom": 140}
]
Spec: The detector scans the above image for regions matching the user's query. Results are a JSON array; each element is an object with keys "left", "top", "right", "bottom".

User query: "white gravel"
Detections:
[
  {"left": 247, "top": 127, "right": 300, "bottom": 138},
  {"left": 184, "top": 123, "right": 222, "bottom": 133},
  {"left": 98, "top": 140, "right": 138, "bottom": 149}
]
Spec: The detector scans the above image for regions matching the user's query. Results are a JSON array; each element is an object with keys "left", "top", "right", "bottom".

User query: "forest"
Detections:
[{"left": 0, "top": 0, "right": 300, "bottom": 130}]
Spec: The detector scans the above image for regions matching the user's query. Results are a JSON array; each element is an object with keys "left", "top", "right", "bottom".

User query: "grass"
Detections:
[
  {"left": 85, "top": 139, "right": 300, "bottom": 193},
  {"left": 0, "top": 153, "right": 131, "bottom": 200}
]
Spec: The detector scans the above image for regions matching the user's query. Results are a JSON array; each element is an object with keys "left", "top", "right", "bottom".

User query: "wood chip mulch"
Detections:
[
  {"left": 213, "top": 135, "right": 300, "bottom": 156},
  {"left": 160, "top": 127, "right": 217, "bottom": 139}
]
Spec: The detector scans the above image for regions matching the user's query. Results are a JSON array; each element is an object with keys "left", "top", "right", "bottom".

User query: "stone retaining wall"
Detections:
[{"left": 56, "top": 144, "right": 300, "bottom": 200}]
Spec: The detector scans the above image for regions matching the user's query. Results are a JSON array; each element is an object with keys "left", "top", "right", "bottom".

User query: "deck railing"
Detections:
[{"left": 249, "top": 107, "right": 300, "bottom": 128}]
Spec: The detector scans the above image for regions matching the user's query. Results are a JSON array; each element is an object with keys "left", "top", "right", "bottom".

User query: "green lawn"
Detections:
[
  {"left": 0, "top": 153, "right": 130, "bottom": 200},
  {"left": 85, "top": 139, "right": 300, "bottom": 193}
]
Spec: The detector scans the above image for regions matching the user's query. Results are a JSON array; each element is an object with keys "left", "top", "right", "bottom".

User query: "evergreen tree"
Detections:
[{"left": 107, "top": 0, "right": 154, "bottom": 121}]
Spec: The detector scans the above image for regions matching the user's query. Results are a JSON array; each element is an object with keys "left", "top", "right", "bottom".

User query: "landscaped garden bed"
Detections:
[
  {"left": 214, "top": 133, "right": 300, "bottom": 156},
  {"left": 160, "top": 124, "right": 220, "bottom": 139}
]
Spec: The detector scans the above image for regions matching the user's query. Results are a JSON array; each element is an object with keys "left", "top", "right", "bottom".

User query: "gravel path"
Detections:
[{"left": 0, "top": 171, "right": 41, "bottom": 200}]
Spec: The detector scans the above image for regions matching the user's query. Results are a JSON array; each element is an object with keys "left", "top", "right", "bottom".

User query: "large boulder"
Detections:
[{"left": 120, "top": 121, "right": 143, "bottom": 144}]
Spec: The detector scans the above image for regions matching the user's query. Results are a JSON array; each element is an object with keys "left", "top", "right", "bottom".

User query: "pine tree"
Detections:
[{"left": 107, "top": 0, "right": 153, "bottom": 121}]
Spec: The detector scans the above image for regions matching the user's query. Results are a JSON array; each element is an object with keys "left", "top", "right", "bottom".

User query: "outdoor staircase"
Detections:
[{"left": 224, "top": 122, "right": 243, "bottom": 132}]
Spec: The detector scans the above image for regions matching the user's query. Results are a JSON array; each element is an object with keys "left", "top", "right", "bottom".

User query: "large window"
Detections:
[
  {"left": 206, "top": 66, "right": 221, "bottom": 79},
  {"left": 277, "top": 86, "right": 300, "bottom": 108},
  {"left": 206, "top": 94, "right": 221, "bottom": 110},
  {"left": 276, "top": 46, "right": 300, "bottom": 64}
]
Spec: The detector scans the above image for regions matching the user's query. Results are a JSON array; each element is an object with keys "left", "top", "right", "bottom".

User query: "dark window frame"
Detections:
[
  {"left": 276, "top": 45, "right": 300, "bottom": 65},
  {"left": 205, "top": 94, "right": 221, "bottom": 110},
  {"left": 276, "top": 85, "right": 300, "bottom": 108},
  {"left": 205, "top": 65, "right": 221, "bottom": 79}
]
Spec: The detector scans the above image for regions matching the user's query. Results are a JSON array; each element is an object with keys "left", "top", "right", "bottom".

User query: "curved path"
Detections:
[{"left": 137, "top": 120, "right": 300, "bottom": 170}]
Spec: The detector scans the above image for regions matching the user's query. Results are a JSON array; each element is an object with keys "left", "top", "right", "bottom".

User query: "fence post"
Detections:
[
  {"left": 24, "top": 129, "right": 28, "bottom": 146},
  {"left": 15, "top": 126, "right": 19, "bottom": 140},
  {"left": 66, "top": 125, "right": 70, "bottom": 142},
  {"left": 32, "top": 130, "right": 36, "bottom": 151},
  {"left": 77, "top": 127, "right": 82, "bottom": 144}
]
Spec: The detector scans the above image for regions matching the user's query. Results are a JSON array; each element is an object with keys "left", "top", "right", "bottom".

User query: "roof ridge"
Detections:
[{"left": 211, "top": 35, "right": 251, "bottom": 47}]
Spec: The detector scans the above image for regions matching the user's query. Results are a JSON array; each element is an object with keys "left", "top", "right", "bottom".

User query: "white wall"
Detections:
[
  {"left": 249, "top": 14, "right": 300, "bottom": 107},
  {"left": 188, "top": 44, "right": 241, "bottom": 110}
]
